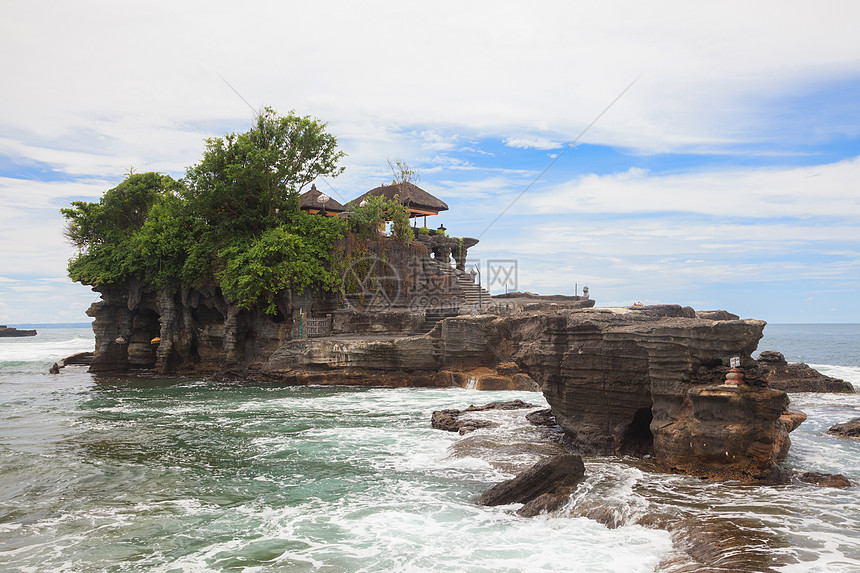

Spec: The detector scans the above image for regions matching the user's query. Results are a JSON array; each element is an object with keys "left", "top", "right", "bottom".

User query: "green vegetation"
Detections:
[
  {"left": 62, "top": 109, "right": 348, "bottom": 313},
  {"left": 347, "top": 195, "right": 414, "bottom": 243}
]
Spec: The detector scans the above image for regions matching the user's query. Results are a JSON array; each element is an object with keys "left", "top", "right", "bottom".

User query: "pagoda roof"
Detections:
[
  {"left": 352, "top": 182, "right": 449, "bottom": 215},
  {"left": 299, "top": 184, "right": 346, "bottom": 213}
]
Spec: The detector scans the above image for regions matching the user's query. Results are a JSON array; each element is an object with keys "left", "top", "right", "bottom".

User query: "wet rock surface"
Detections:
[
  {"left": 49, "top": 351, "right": 94, "bottom": 374},
  {"left": 796, "top": 471, "right": 853, "bottom": 488},
  {"left": 475, "top": 454, "right": 585, "bottom": 516},
  {"left": 828, "top": 417, "right": 860, "bottom": 438},
  {"left": 525, "top": 408, "right": 558, "bottom": 427},
  {"left": 756, "top": 350, "right": 854, "bottom": 393},
  {"left": 431, "top": 400, "right": 537, "bottom": 435}
]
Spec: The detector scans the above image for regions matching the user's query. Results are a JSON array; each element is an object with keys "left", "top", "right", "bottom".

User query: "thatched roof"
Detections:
[
  {"left": 299, "top": 184, "right": 346, "bottom": 213},
  {"left": 352, "top": 182, "right": 449, "bottom": 215}
]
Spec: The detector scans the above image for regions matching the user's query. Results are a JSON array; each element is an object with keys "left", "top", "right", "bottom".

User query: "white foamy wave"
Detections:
[
  {"left": 0, "top": 337, "right": 94, "bottom": 363},
  {"left": 809, "top": 364, "right": 860, "bottom": 387}
]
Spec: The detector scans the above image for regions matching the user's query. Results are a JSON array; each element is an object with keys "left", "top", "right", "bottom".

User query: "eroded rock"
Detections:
[
  {"left": 797, "top": 471, "right": 853, "bottom": 488},
  {"left": 475, "top": 454, "right": 585, "bottom": 516},
  {"left": 431, "top": 400, "right": 537, "bottom": 435},
  {"left": 756, "top": 351, "right": 854, "bottom": 393},
  {"left": 828, "top": 417, "right": 860, "bottom": 438}
]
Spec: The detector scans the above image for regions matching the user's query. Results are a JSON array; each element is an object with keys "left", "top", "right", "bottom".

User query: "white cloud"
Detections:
[
  {"left": 526, "top": 157, "right": 860, "bottom": 219},
  {"left": 3, "top": 1, "right": 860, "bottom": 159},
  {"left": 503, "top": 136, "right": 563, "bottom": 150}
]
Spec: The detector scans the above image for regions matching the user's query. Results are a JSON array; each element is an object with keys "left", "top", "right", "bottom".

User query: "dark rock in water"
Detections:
[
  {"left": 525, "top": 408, "right": 558, "bottom": 427},
  {"left": 517, "top": 491, "right": 573, "bottom": 517},
  {"left": 49, "top": 351, "right": 94, "bottom": 374},
  {"left": 757, "top": 351, "right": 854, "bottom": 393},
  {"left": 828, "top": 417, "right": 860, "bottom": 437},
  {"left": 431, "top": 409, "right": 497, "bottom": 434},
  {"left": 797, "top": 471, "right": 853, "bottom": 488},
  {"left": 475, "top": 454, "right": 585, "bottom": 514},
  {"left": 0, "top": 325, "right": 36, "bottom": 337},
  {"left": 431, "top": 400, "right": 537, "bottom": 435},
  {"left": 463, "top": 399, "right": 537, "bottom": 412}
]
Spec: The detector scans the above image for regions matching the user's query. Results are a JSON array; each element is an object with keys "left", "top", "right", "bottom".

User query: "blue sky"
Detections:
[{"left": 1, "top": 0, "right": 859, "bottom": 324}]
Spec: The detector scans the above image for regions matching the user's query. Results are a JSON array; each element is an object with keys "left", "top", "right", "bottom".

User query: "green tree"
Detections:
[
  {"left": 182, "top": 107, "right": 345, "bottom": 237},
  {"left": 62, "top": 172, "right": 181, "bottom": 250},
  {"left": 218, "top": 213, "right": 346, "bottom": 314},
  {"left": 61, "top": 109, "right": 351, "bottom": 312}
]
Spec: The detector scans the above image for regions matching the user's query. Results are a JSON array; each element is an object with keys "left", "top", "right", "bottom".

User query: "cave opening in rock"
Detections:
[
  {"left": 621, "top": 406, "right": 654, "bottom": 455},
  {"left": 129, "top": 308, "right": 161, "bottom": 368}
]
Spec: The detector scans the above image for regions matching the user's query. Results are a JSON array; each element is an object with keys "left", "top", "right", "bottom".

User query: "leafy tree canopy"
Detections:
[
  {"left": 61, "top": 172, "right": 181, "bottom": 250},
  {"left": 62, "top": 109, "right": 349, "bottom": 312},
  {"left": 183, "top": 106, "right": 345, "bottom": 237}
]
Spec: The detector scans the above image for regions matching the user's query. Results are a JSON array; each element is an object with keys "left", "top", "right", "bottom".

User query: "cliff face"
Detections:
[
  {"left": 255, "top": 306, "right": 798, "bottom": 481},
  {"left": 86, "top": 282, "right": 332, "bottom": 374},
  {"left": 86, "top": 281, "right": 800, "bottom": 482},
  {"left": 498, "top": 306, "right": 799, "bottom": 480}
]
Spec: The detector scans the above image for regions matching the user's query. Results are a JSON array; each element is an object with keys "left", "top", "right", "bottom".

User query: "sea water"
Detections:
[{"left": 0, "top": 324, "right": 858, "bottom": 572}]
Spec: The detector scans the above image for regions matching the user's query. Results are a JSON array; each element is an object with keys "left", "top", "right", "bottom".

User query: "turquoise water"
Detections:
[{"left": 1, "top": 326, "right": 859, "bottom": 572}]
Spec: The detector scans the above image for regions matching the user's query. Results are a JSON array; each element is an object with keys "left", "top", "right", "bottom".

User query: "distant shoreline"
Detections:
[{"left": 6, "top": 323, "right": 92, "bottom": 329}]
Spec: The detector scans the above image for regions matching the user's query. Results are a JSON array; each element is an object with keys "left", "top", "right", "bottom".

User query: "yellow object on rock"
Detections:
[{"left": 150, "top": 337, "right": 161, "bottom": 344}]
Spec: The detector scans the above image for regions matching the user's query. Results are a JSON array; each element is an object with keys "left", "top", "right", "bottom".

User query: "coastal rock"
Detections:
[
  {"left": 756, "top": 351, "right": 854, "bottom": 393},
  {"left": 696, "top": 310, "right": 740, "bottom": 321},
  {"left": 0, "top": 325, "right": 36, "bottom": 337},
  {"left": 797, "top": 471, "right": 853, "bottom": 488},
  {"left": 475, "top": 454, "right": 585, "bottom": 515},
  {"left": 85, "top": 278, "right": 805, "bottom": 482},
  {"left": 49, "top": 351, "right": 94, "bottom": 374},
  {"left": 525, "top": 408, "right": 558, "bottom": 428},
  {"left": 828, "top": 417, "right": 860, "bottom": 438},
  {"left": 431, "top": 400, "right": 537, "bottom": 435},
  {"left": 504, "top": 306, "right": 800, "bottom": 481},
  {"left": 431, "top": 410, "right": 496, "bottom": 434}
]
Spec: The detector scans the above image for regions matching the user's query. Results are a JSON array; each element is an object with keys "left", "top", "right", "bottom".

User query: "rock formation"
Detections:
[
  {"left": 49, "top": 351, "right": 94, "bottom": 373},
  {"left": 431, "top": 399, "right": 537, "bottom": 434},
  {"left": 756, "top": 351, "right": 854, "bottom": 393},
  {"left": 828, "top": 417, "right": 860, "bottom": 438},
  {"left": 0, "top": 325, "right": 36, "bottom": 337},
  {"left": 84, "top": 270, "right": 803, "bottom": 483},
  {"left": 475, "top": 454, "right": 586, "bottom": 517}
]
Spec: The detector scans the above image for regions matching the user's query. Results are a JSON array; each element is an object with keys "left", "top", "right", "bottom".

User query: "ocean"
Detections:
[{"left": 0, "top": 324, "right": 858, "bottom": 572}]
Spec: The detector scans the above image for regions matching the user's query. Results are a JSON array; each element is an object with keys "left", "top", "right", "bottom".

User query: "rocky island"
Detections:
[
  {"left": 62, "top": 109, "right": 811, "bottom": 484},
  {"left": 0, "top": 325, "right": 37, "bottom": 337}
]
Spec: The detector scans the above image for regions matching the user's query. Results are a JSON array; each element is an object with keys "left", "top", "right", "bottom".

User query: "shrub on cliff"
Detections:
[{"left": 347, "top": 194, "right": 414, "bottom": 242}]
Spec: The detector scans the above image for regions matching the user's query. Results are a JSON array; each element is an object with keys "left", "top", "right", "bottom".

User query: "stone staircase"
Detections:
[
  {"left": 415, "top": 259, "right": 494, "bottom": 333},
  {"left": 455, "top": 270, "right": 493, "bottom": 313}
]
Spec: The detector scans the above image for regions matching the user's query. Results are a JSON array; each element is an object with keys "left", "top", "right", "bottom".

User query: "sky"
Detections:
[{"left": 1, "top": 0, "right": 859, "bottom": 324}]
